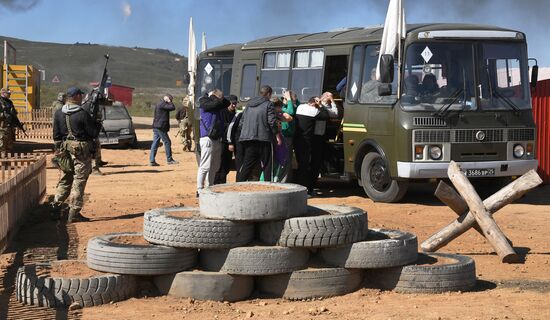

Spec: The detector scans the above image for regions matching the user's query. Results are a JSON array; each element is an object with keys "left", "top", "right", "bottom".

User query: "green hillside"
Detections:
[{"left": 0, "top": 36, "right": 188, "bottom": 89}]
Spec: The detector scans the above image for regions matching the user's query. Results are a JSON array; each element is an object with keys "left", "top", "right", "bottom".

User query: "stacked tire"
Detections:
[
  {"left": 158, "top": 182, "right": 475, "bottom": 300},
  {"left": 17, "top": 182, "right": 477, "bottom": 309}
]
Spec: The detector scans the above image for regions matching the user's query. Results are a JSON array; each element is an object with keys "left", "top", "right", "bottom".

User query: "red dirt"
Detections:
[
  {"left": 15, "top": 118, "right": 550, "bottom": 319},
  {"left": 48, "top": 260, "right": 104, "bottom": 279},
  {"left": 212, "top": 184, "right": 286, "bottom": 192},
  {"left": 110, "top": 235, "right": 151, "bottom": 246}
]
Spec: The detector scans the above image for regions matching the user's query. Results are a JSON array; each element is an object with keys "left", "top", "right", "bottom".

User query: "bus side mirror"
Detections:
[
  {"left": 531, "top": 64, "right": 538, "bottom": 89},
  {"left": 378, "top": 83, "right": 392, "bottom": 96},
  {"left": 379, "top": 54, "right": 394, "bottom": 84}
]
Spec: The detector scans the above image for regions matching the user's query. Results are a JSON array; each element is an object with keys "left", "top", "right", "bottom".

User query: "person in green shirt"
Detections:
[{"left": 280, "top": 90, "right": 298, "bottom": 182}]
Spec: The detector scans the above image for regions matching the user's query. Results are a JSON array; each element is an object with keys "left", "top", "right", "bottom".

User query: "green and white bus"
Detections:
[{"left": 191, "top": 23, "right": 539, "bottom": 202}]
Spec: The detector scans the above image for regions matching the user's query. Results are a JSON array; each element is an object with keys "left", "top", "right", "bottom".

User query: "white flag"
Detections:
[
  {"left": 188, "top": 17, "right": 197, "bottom": 73},
  {"left": 188, "top": 17, "right": 197, "bottom": 103},
  {"left": 376, "top": 0, "right": 406, "bottom": 81},
  {"left": 201, "top": 32, "right": 207, "bottom": 53}
]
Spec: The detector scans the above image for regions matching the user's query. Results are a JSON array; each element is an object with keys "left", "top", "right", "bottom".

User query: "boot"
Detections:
[
  {"left": 91, "top": 167, "right": 104, "bottom": 175},
  {"left": 97, "top": 160, "right": 109, "bottom": 167},
  {"left": 67, "top": 209, "right": 91, "bottom": 223},
  {"left": 50, "top": 202, "right": 63, "bottom": 220}
]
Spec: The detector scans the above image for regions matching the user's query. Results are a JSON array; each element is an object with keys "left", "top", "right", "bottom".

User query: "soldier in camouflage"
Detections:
[
  {"left": 81, "top": 99, "right": 107, "bottom": 175},
  {"left": 0, "top": 88, "right": 19, "bottom": 153},
  {"left": 51, "top": 92, "right": 66, "bottom": 151},
  {"left": 52, "top": 92, "right": 66, "bottom": 114},
  {"left": 52, "top": 87, "right": 101, "bottom": 223},
  {"left": 175, "top": 95, "right": 193, "bottom": 152}
]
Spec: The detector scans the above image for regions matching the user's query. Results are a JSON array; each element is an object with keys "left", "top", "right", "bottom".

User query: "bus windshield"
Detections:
[
  {"left": 196, "top": 58, "right": 233, "bottom": 98},
  {"left": 401, "top": 42, "right": 476, "bottom": 112},
  {"left": 478, "top": 42, "right": 531, "bottom": 110},
  {"left": 402, "top": 41, "right": 531, "bottom": 112}
]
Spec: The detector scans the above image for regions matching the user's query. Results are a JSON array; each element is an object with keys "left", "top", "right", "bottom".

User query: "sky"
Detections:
[{"left": 1, "top": 0, "right": 550, "bottom": 66}]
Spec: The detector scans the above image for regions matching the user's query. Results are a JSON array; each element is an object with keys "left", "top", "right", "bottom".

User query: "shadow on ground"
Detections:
[
  {"left": 314, "top": 179, "right": 444, "bottom": 206},
  {"left": 0, "top": 198, "right": 80, "bottom": 320}
]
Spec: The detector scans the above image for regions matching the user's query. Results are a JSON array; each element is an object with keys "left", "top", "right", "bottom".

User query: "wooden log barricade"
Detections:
[
  {"left": 0, "top": 153, "right": 47, "bottom": 254},
  {"left": 421, "top": 162, "right": 543, "bottom": 263}
]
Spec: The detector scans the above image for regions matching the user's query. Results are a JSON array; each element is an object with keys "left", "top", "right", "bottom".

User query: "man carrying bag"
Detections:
[
  {"left": 51, "top": 87, "right": 102, "bottom": 223},
  {"left": 196, "top": 89, "right": 230, "bottom": 196}
]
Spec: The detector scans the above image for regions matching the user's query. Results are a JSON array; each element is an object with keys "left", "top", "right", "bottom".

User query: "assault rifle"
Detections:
[
  {"left": 83, "top": 54, "right": 110, "bottom": 120},
  {"left": 0, "top": 99, "right": 28, "bottom": 137},
  {"left": 13, "top": 116, "right": 28, "bottom": 137}
]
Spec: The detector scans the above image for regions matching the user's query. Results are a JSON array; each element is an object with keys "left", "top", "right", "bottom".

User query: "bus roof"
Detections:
[{"left": 200, "top": 23, "right": 522, "bottom": 55}]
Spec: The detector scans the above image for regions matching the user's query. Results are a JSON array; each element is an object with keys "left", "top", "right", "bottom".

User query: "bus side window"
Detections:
[
  {"left": 291, "top": 49, "right": 324, "bottom": 102},
  {"left": 360, "top": 45, "right": 397, "bottom": 104},
  {"left": 260, "top": 51, "right": 290, "bottom": 96},
  {"left": 240, "top": 64, "right": 257, "bottom": 101},
  {"left": 347, "top": 45, "right": 364, "bottom": 103}
]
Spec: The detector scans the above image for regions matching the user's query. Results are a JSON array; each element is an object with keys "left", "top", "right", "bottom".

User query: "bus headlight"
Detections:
[
  {"left": 513, "top": 144, "right": 525, "bottom": 158},
  {"left": 429, "top": 145, "right": 442, "bottom": 160}
]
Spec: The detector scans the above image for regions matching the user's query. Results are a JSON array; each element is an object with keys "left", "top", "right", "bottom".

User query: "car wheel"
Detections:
[
  {"left": 130, "top": 135, "right": 138, "bottom": 148},
  {"left": 360, "top": 152, "right": 408, "bottom": 203}
]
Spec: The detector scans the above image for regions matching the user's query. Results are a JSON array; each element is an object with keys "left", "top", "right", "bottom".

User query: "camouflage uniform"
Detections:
[
  {"left": 177, "top": 96, "right": 193, "bottom": 151},
  {"left": 179, "top": 116, "right": 193, "bottom": 151},
  {"left": 0, "top": 94, "right": 18, "bottom": 153},
  {"left": 82, "top": 103, "right": 105, "bottom": 174},
  {"left": 52, "top": 88, "right": 101, "bottom": 222},
  {"left": 54, "top": 139, "right": 93, "bottom": 214},
  {"left": 52, "top": 92, "right": 66, "bottom": 119}
]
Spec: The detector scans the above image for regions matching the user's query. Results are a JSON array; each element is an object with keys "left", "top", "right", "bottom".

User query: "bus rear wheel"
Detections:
[{"left": 360, "top": 152, "right": 408, "bottom": 203}]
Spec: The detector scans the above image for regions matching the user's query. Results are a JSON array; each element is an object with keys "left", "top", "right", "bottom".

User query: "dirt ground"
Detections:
[{"left": 7, "top": 117, "right": 550, "bottom": 319}]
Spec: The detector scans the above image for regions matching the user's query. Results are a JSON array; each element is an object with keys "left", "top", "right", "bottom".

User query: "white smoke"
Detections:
[{"left": 121, "top": 1, "right": 131, "bottom": 20}]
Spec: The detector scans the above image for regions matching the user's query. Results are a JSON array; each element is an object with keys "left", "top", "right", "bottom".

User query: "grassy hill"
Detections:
[
  {"left": 0, "top": 36, "right": 189, "bottom": 115},
  {"left": 0, "top": 36, "right": 187, "bottom": 89}
]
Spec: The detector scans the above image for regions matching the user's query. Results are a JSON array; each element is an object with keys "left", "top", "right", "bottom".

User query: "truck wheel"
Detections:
[{"left": 360, "top": 152, "right": 408, "bottom": 203}]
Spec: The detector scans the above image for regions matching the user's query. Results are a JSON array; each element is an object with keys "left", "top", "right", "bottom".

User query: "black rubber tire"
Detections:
[
  {"left": 16, "top": 262, "right": 137, "bottom": 308},
  {"left": 154, "top": 271, "right": 253, "bottom": 302},
  {"left": 199, "top": 245, "right": 309, "bottom": 275},
  {"left": 319, "top": 229, "right": 418, "bottom": 268},
  {"left": 257, "top": 267, "right": 363, "bottom": 300},
  {"left": 86, "top": 232, "right": 197, "bottom": 275},
  {"left": 199, "top": 182, "right": 308, "bottom": 221},
  {"left": 143, "top": 207, "right": 254, "bottom": 249},
  {"left": 258, "top": 204, "right": 368, "bottom": 248},
  {"left": 365, "top": 253, "right": 477, "bottom": 293},
  {"left": 360, "top": 152, "right": 408, "bottom": 203}
]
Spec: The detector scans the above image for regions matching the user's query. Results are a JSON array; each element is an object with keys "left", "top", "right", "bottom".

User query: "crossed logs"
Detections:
[{"left": 421, "top": 161, "right": 543, "bottom": 263}]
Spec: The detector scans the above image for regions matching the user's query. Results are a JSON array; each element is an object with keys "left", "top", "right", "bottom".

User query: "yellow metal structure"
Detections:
[{"left": 1, "top": 64, "right": 41, "bottom": 112}]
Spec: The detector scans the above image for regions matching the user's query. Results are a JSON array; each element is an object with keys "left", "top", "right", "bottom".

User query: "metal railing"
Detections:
[{"left": 0, "top": 153, "right": 47, "bottom": 253}]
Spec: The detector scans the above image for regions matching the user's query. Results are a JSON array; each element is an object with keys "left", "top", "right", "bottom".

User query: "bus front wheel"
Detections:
[{"left": 360, "top": 152, "right": 408, "bottom": 203}]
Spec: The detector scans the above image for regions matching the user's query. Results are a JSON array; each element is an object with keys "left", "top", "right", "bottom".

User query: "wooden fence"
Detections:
[
  {"left": 0, "top": 153, "right": 47, "bottom": 254},
  {"left": 16, "top": 108, "right": 53, "bottom": 141}
]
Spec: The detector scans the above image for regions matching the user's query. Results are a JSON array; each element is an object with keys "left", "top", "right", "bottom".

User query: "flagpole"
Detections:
[
  {"left": 201, "top": 32, "right": 207, "bottom": 53},
  {"left": 397, "top": 0, "right": 403, "bottom": 97},
  {"left": 188, "top": 17, "right": 196, "bottom": 110}
]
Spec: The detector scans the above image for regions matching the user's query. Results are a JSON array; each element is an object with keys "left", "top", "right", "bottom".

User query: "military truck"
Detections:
[{"left": 191, "top": 23, "right": 538, "bottom": 202}]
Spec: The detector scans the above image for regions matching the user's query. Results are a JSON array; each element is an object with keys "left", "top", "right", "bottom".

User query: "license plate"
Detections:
[
  {"left": 466, "top": 168, "right": 495, "bottom": 177},
  {"left": 100, "top": 137, "right": 119, "bottom": 145}
]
